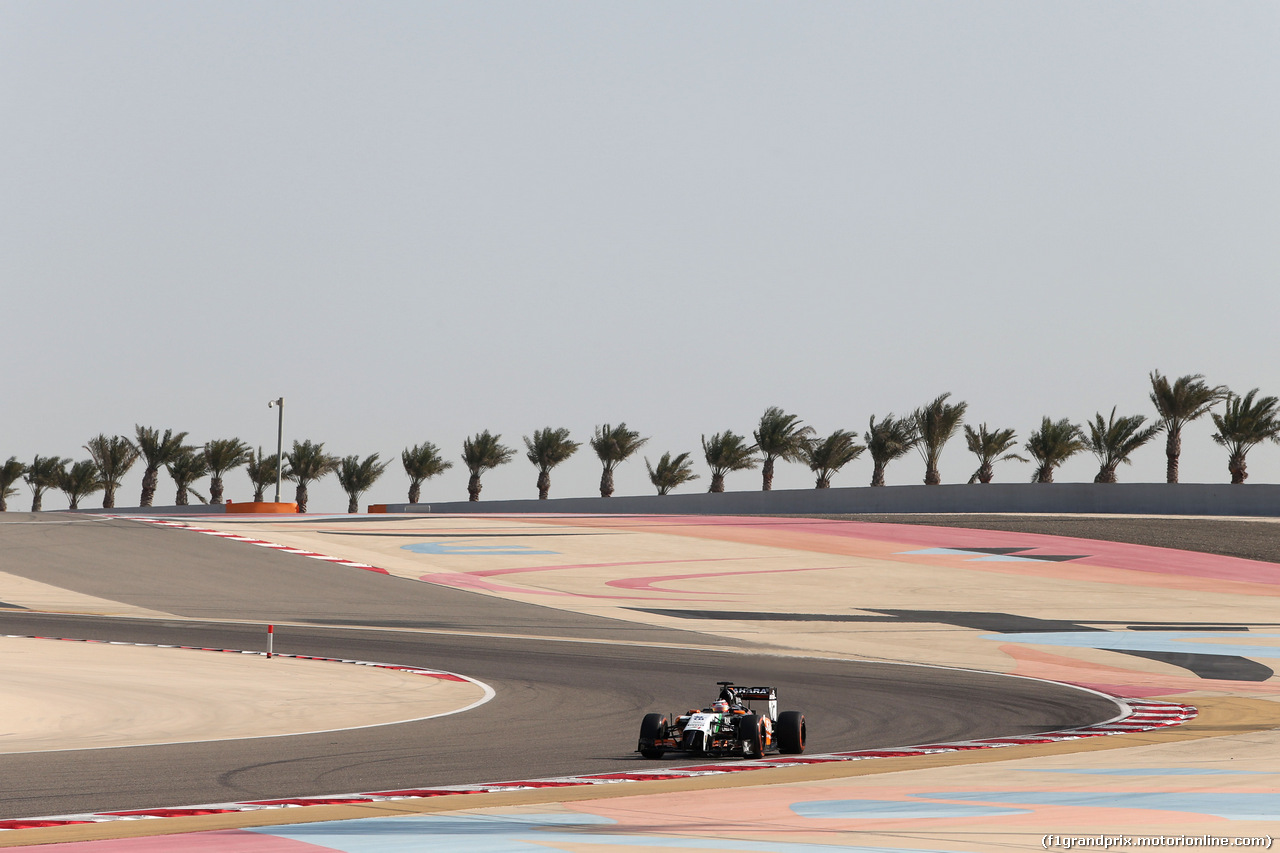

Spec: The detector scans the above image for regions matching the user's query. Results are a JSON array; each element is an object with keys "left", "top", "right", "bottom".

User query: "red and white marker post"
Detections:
[{"left": 267, "top": 624, "right": 274, "bottom": 659}]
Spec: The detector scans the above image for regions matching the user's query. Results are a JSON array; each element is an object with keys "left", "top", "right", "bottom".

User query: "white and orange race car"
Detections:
[{"left": 636, "top": 682, "right": 806, "bottom": 759}]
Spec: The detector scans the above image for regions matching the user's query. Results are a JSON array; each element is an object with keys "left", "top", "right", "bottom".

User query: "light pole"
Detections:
[{"left": 268, "top": 397, "right": 284, "bottom": 502}]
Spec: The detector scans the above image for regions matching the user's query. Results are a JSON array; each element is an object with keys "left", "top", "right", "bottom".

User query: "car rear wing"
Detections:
[{"left": 733, "top": 686, "right": 778, "bottom": 720}]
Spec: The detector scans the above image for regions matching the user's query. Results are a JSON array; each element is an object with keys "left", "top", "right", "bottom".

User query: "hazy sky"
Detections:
[{"left": 3, "top": 1, "right": 1278, "bottom": 512}]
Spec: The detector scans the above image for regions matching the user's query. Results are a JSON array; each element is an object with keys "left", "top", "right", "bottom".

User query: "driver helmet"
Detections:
[{"left": 712, "top": 700, "right": 730, "bottom": 714}]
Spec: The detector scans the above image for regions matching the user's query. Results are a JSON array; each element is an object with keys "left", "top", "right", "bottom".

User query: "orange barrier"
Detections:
[
  {"left": 366, "top": 504, "right": 388, "bottom": 513},
  {"left": 225, "top": 501, "right": 298, "bottom": 514}
]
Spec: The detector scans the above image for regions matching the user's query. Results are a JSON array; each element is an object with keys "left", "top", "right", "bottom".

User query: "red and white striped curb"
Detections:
[
  {"left": 120, "top": 516, "right": 389, "bottom": 575},
  {"left": 0, "top": 697, "right": 1195, "bottom": 830}
]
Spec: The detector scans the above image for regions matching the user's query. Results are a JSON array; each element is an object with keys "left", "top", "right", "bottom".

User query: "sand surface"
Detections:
[{"left": 0, "top": 637, "right": 486, "bottom": 753}]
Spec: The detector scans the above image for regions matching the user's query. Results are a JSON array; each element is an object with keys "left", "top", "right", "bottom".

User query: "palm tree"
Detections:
[
  {"left": 753, "top": 407, "right": 814, "bottom": 491},
  {"left": 913, "top": 393, "right": 968, "bottom": 485},
  {"left": 167, "top": 447, "right": 209, "bottom": 505},
  {"left": 59, "top": 460, "right": 104, "bottom": 510},
  {"left": 865, "top": 414, "right": 918, "bottom": 487},
  {"left": 462, "top": 431, "right": 515, "bottom": 501},
  {"left": 590, "top": 423, "right": 648, "bottom": 498},
  {"left": 1149, "top": 371, "right": 1229, "bottom": 484},
  {"left": 134, "top": 426, "right": 191, "bottom": 507},
  {"left": 24, "top": 455, "right": 65, "bottom": 511},
  {"left": 1025, "top": 417, "right": 1087, "bottom": 483},
  {"left": 964, "top": 424, "right": 1027, "bottom": 484},
  {"left": 336, "top": 453, "right": 390, "bottom": 513},
  {"left": 401, "top": 442, "right": 452, "bottom": 504},
  {"left": 203, "top": 438, "right": 252, "bottom": 504},
  {"left": 84, "top": 434, "right": 139, "bottom": 509},
  {"left": 798, "top": 430, "right": 865, "bottom": 488},
  {"left": 1211, "top": 389, "right": 1280, "bottom": 484},
  {"left": 702, "top": 430, "right": 759, "bottom": 493},
  {"left": 524, "top": 427, "right": 580, "bottom": 500},
  {"left": 0, "top": 457, "right": 27, "bottom": 512},
  {"left": 645, "top": 452, "right": 700, "bottom": 495},
  {"left": 244, "top": 447, "right": 280, "bottom": 502},
  {"left": 284, "top": 439, "right": 340, "bottom": 513},
  {"left": 1085, "top": 407, "right": 1161, "bottom": 483}
]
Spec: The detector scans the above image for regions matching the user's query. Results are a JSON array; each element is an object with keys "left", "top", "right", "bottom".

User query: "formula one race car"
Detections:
[{"left": 636, "top": 682, "right": 806, "bottom": 759}]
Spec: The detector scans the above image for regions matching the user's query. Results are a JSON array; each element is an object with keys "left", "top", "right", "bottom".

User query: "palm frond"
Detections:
[
  {"left": 754, "top": 406, "right": 814, "bottom": 463},
  {"left": 590, "top": 423, "right": 649, "bottom": 472},
  {"left": 798, "top": 430, "right": 865, "bottom": 487},
  {"left": 645, "top": 451, "right": 700, "bottom": 495},
  {"left": 462, "top": 431, "right": 516, "bottom": 475},
  {"left": 524, "top": 427, "right": 581, "bottom": 472}
]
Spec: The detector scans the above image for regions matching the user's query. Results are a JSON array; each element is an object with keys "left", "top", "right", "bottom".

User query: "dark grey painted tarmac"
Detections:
[{"left": 804, "top": 513, "right": 1280, "bottom": 565}]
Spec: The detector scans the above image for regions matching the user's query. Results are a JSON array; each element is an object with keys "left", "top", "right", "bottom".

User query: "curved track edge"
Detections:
[{"left": 0, "top": 689, "right": 1193, "bottom": 830}]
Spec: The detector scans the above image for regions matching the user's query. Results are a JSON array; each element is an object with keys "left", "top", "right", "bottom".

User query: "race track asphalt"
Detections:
[{"left": 0, "top": 514, "right": 1122, "bottom": 820}]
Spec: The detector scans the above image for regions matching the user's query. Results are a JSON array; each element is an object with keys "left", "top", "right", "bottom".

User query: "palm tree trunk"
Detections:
[
  {"left": 0, "top": 495, "right": 6, "bottom": 511},
  {"left": 348, "top": 495, "right": 359, "bottom": 513},
  {"left": 761, "top": 458, "right": 775, "bottom": 491},
  {"left": 140, "top": 467, "right": 158, "bottom": 507},
  {"left": 468, "top": 473, "right": 482, "bottom": 501},
  {"left": 408, "top": 481, "right": 421, "bottom": 504},
  {"left": 1095, "top": 466, "right": 1118, "bottom": 484},
  {"left": 296, "top": 482, "right": 309, "bottom": 513},
  {"left": 1165, "top": 429, "right": 1181, "bottom": 484},
  {"left": 709, "top": 473, "right": 725, "bottom": 493},
  {"left": 871, "top": 461, "right": 886, "bottom": 487},
  {"left": 815, "top": 475, "right": 830, "bottom": 489},
  {"left": 978, "top": 463, "right": 993, "bottom": 484},
  {"left": 176, "top": 486, "right": 189, "bottom": 506},
  {"left": 924, "top": 465, "right": 941, "bottom": 486},
  {"left": 253, "top": 484, "right": 266, "bottom": 502},
  {"left": 210, "top": 476, "right": 225, "bottom": 504},
  {"left": 537, "top": 470, "right": 551, "bottom": 500},
  {"left": 31, "top": 490, "right": 42, "bottom": 512},
  {"left": 1229, "top": 452, "right": 1247, "bottom": 484},
  {"left": 599, "top": 468, "right": 614, "bottom": 498},
  {"left": 69, "top": 495, "right": 80, "bottom": 510},
  {"left": 1034, "top": 464, "right": 1054, "bottom": 483},
  {"left": 102, "top": 484, "right": 116, "bottom": 509}
]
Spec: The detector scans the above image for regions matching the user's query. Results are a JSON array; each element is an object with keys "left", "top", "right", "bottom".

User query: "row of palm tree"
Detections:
[
  {"left": 4, "top": 373, "right": 1279, "bottom": 512},
  {"left": 0, "top": 428, "right": 385, "bottom": 513},
  {"left": 424, "top": 376, "right": 1280, "bottom": 501}
]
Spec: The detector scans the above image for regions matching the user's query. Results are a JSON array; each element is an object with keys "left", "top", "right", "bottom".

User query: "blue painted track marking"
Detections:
[
  {"left": 984, "top": 631, "right": 1280, "bottom": 660},
  {"left": 248, "top": 812, "right": 962, "bottom": 852},
  {"left": 401, "top": 542, "right": 560, "bottom": 556},
  {"left": 792, "top": 800, "right": 1029, "bottom": 819},
  {"left": 919, "top": 791, "right": 1280, "bottom": 821}
]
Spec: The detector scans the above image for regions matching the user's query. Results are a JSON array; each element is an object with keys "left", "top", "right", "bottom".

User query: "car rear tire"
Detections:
[
  {"left": 638, "top": 713, "right": 667, "bottom": 759},
  {"left": 777, "top": 711, "right": 806, "bottom": 754}
]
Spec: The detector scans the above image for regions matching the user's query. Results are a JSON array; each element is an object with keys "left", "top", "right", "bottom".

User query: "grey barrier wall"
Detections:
[
  {"left": 75, "top": 504, "right": 229, "bottom": 515},
  {"left": 383, "top": 483, "right": 1280, "bottom": 517}
]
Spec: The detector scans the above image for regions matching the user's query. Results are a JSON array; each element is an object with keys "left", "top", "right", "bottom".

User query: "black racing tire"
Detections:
[
  {"left": 738, "top": 713, "right": 764, "bottom": 758},
  {"left": 777, "top": 710, "right": 806, "bottom": 754},
  {"left": 638, "top": 713, "right": 667, "bottom": 759}
]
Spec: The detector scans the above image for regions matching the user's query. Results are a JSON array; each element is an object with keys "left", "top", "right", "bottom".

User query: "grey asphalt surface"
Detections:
[
  {"left": 791, "top": 513, "right": 1280, "bottom": 564},
  {"left": 0, "top": 513, "right": 1127, "bottom": 819}
]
